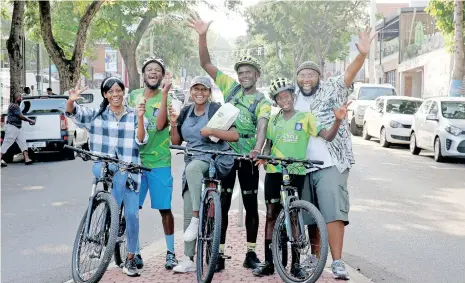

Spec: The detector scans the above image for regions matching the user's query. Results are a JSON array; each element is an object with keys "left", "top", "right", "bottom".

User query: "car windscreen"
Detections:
[
  {"left": 386, "top": 99, "right": 422, "bottom": 115},
  {"left": 359, "top": 87, "right": 396, "bottom": 100},
  {"left": 21, "top": 99, "right": 67, "bottom": 115},
  {"left": 441, "top": 101, "right": 465, "bottom": 119}
]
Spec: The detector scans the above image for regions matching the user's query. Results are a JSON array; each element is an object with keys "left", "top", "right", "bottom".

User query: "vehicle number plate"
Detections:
[{"left": 28, "top": 142, "right": 46, "bottom": 148}]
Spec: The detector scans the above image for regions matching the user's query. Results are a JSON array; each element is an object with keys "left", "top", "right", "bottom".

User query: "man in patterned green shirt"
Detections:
[
  {"left": 253, "top": 77, "right": 347, "bottom": 277},
  {"left": 127, "top": 57, "right": 178, "bottom": 270},
  {"left": 188, "top": 11, "right": 270, "bottom": 271}
]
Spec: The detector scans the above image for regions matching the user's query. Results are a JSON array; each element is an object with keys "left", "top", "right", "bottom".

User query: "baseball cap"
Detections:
[{"left": 190, "top": 76, "right": 212, "bottom": 89}]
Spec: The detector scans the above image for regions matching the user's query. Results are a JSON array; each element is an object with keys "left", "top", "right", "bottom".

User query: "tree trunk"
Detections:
[
  {"left": 120, "top": 43, "right": 141, "bottom": 92},
  {"left": 450, "top": 0, "right": 464, "bottom": 97},
  {"left": 6, "top": 1, "right": 25, "bottom": 102},
  {"left": 38, "top": 0, "right": 104, "bottom": 94}
]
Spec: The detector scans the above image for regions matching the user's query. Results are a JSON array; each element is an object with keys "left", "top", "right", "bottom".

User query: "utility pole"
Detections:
[
  {"left": 369, "top": 0, "right": 377, "bottom": 84},
  {"left": 36, "top": 43, "right": 41, "bottom": 95}
]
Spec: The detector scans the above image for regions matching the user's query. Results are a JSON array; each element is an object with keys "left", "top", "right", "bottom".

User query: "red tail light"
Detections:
[{"left": 60, "top": 114, "right": 68, "bottom": 130}]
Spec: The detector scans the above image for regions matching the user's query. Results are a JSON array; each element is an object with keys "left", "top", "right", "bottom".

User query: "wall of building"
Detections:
[{"left": 423, "top": 48, "right": 452, "bottom": 98}]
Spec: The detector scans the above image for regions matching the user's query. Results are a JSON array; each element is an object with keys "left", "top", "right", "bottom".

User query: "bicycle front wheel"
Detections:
[
  {"left": 114, "top": 203, "right": 127, "bottom": 268},
  {"left": 272, "top": 200, "right": 328, "bottom": 283},
  {"left": 71, "top": 192, "right": 120, "bottom": 283},
  {"left": 196, "top": 191, "right": 222, "bottom": 283}
]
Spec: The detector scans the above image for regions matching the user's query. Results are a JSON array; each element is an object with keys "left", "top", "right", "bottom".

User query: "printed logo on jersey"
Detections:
[{"left": 294, "top": 122, "right": 302, "bottom": 131}]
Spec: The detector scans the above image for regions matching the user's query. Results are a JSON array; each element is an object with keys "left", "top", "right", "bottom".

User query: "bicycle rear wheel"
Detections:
[
  {"left": 196, "top": 191, "right": 222, "bottom": 283},
  {"left": 71, "top": 192, "right": 119, "bottom": 283},
  {"left": 272, "top": 200, "right": 328, "bottom": 283}
]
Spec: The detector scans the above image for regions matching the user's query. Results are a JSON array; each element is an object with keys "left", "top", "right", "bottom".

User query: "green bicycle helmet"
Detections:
[
  {"left": 142, "top": 56, "right": 166, "bottom": 75},
  {"left": 234, "top": 56, "right": 261, "bottom": 74},
  {"left": 269, "top": 78, "right": 295, "bottom": 100}
]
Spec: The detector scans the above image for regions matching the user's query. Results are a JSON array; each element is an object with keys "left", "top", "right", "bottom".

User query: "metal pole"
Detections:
[
  {"left": 369, "top": 0, "right": 377, "bottom": 84},
  {"left": 49, "top": 56, "right": 51, "bottom": 90},
  {"left": 36, "top": 43, "right": 40, "bottom": 94}
]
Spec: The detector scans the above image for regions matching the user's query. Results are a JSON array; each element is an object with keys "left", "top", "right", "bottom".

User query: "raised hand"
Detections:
[
  {"left": 187, "top": 11, "right": 212, "bottom": 35},
  {"left": 162, "top": 71, "right": 173, "bottom": 94},
  {"left": 355, "top": 26, "right": 378, "bottom": 56},
  {"left": 68, "top": 79, "right": 88, "bottom": 102},
  {"left": 333, "top": 101, "right": 352, "bottom": 121},
  {"left": 136, "top": 98, "right": 146, "bottom": 118},
  {"left": 168, "top": 105, "right": 179, "bottom": 124}
]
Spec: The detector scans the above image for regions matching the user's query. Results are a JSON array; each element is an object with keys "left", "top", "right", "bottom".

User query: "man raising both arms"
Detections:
[{"left": 187, "top": 12, "right": 271, "bottom": 272}]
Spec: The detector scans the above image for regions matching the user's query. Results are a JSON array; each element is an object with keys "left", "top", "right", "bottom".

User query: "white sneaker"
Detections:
[
  {"left": 172, "top": 257, "right": 196, "bottom": 273},
  {"left": 183, "top": 217, "right": 199, "bottom": 242}
]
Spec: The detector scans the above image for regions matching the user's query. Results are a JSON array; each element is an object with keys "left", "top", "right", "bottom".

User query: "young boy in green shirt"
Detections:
[{"left": 252, "top": 78, "right": 350, "bottom": 278}]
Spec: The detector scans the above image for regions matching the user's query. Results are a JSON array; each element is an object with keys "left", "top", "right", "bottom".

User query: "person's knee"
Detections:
[{"left": 159, "top": 209, "right": 173, "bottom": 218}]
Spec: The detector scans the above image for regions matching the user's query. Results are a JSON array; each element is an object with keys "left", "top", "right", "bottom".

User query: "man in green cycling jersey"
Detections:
[{"left": 188, "top": 11, "right": 271, "bottom": 271}]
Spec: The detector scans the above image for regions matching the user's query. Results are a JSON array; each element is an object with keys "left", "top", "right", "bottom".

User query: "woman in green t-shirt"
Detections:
[{"left": 252, "top": 78, "right": 350, "bottom": 278}]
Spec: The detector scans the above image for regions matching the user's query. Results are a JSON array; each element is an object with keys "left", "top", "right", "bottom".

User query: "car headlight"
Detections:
[
  {"left": 389, "top": 120, "right": 402, "bottom": 128},
  {"left": 445, "top": 125, "right": 463, "bottom": 136}
]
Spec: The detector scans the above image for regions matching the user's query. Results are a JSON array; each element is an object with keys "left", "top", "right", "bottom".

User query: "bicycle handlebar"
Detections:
[
  {"left": 64, "top": 145, "right": 151, "bottom": 172},
  {"left": 170, "top": 145, "right": 250, "bottom": 159},
  {"left": 256, "top": 154, "right": 324, "bottom": 166}
]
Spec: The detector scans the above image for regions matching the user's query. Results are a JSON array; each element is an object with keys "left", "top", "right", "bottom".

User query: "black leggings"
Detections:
[{"left": 220, "top": 159, "right": 259, "bottom": 245}]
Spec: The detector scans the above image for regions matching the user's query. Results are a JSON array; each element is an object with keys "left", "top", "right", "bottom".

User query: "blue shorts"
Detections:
[{"left": 139, "top": 166, "right": 173, "bottom": 210}]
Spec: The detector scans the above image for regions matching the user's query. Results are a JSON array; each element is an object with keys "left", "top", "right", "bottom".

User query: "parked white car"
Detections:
[
  {"left": 347, "top": 83, "right": 397, "bottom": 136},
  {"left": 363, "top": 96, "right": 423, "bottom": 147},
  {"left": 410, "top": 96, "right": 465, "bottom": 162}
]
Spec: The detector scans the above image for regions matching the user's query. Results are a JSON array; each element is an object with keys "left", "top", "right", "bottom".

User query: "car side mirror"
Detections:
[{"left": 426, "top": 114, "right": 439, "bottom": 121}]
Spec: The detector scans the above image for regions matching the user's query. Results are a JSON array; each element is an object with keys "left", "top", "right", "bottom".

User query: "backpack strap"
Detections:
[{"left": 224, "top": 84, "right": 242, "bottom": 104}]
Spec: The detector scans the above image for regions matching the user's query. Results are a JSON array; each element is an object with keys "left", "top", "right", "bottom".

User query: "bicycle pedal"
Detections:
[{"left": 221, "top": 254, "right": 232, "bottom": 259}]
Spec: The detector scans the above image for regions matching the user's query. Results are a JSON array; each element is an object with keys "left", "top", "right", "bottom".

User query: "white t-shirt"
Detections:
[{"left": 294, "top": 94, "right": 334, "bottom": 172}]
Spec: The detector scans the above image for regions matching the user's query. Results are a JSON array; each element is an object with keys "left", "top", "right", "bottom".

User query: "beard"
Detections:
[
  {"left": 144, "top": 78, "right": 162, "bottom": 90},
  {"left": 299, "top": 80, "right": 320, "bottom": 97}
]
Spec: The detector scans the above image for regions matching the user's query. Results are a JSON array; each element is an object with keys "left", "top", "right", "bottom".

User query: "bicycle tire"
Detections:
[
  {"left": 114, "top": 204, "right": 127, "bottom": 268},
  {"left": 196, "top": 192, "right": 222, "bottom": 283},
  {"left": 71, "top": 192, "right": 120, "bottom": 283},
  {"left": 272, "top": 200, "right": 328, "bottom": 283}
]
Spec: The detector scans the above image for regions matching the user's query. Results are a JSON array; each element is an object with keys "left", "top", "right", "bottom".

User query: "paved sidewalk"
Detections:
[{"left": 99, "top": 212, "right": 371, "bottom": 283}]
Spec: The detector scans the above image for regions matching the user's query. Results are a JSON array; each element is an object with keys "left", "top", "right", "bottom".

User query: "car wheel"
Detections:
[
  {"left": 362, "top": 122, "right": 371, "bottom": 140},
  {"left": 350, "top": 117, "right": 362, "bottom": 136},
  {"left": 409, "top": 132, "right": 421, "bottom": 155},
  {"left": 434, "top": 137, "right": 444, "bottom": 162},
  {"left": 380, "top": 127, "right": 391, "bottom": 148}
]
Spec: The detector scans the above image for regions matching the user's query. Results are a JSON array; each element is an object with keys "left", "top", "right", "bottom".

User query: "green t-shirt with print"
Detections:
[
  {"left": 128, "top": 88, "right": 171, "bottom": 168},
  {"left": 266, "top": 111, "right": 321, "bottom": 175},
  {"left": 215, "top": 70, "right": 271, "bottom": 154}
]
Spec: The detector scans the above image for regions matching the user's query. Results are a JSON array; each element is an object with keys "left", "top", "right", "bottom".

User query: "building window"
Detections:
[{"left": 385, "top": 70, "right": 396, "bottom": 86}]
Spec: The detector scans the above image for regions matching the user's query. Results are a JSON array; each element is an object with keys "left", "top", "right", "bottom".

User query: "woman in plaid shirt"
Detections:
[{"left": 66, "top": 77, "right": 149, "bottom": 277}]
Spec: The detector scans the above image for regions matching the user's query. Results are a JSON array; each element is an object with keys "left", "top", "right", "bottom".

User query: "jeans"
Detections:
[{"left": 92, "top": 162, "right": 139, "bottom": 254}]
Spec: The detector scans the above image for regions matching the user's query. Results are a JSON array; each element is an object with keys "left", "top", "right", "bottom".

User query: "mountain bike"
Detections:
[
  {"left": 65, "top": 145, "right": 151, "bottom": 283},
  {"left": 257, "top": 154, "right": 329, "bottom": 283},
  {"left": 170, "top": 145, "right": 250, "bottom": 283}
]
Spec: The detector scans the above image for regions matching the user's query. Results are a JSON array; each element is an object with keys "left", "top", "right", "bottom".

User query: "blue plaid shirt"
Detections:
[{"left": 66, "top": 103, "right": 149, "bottom": 192}]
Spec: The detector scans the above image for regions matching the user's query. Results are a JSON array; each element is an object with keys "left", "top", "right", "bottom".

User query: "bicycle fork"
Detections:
[{"left": 281, "top": 189, "right": 306, "bottom": 243}]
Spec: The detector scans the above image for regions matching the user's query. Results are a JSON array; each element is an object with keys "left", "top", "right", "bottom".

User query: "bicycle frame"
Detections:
[
  {"left": 199, "top": 156, "right": 222, "bottom": 229},
  {"left": 280, "top": 162, "right": 307, "bottom": 243}
]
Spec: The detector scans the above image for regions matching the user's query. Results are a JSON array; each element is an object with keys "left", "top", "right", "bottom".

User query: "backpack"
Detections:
[{"left": 224, "top": 84, "right": 265, "bottom": 125}]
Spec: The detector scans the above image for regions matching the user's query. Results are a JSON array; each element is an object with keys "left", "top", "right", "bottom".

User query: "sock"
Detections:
[
  {"left": 165, "top": 234, "right": 175, "bottom": 254},
  {"left": 219, "top": 244, "right": 225, "bottom": 254},
  {"left": 247, "top": 242, "right": 256, "bottom": 253},
  {"left": 264, "top": 239, "right": 272, "bottom": 263}
]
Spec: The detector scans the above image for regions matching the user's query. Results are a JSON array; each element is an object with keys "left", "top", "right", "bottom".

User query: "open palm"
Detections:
[
  {"left": 68, "top": 80, "right": 88, "bottom": 102},
  {"left": 356, "top": 26, "right": 378, "bottom": 55},
  {"left": 333, "top": 101, "right": 352, "bottom": 120},
  {"left": 187, "top": 11, "right": 212, "bottom": 35}
]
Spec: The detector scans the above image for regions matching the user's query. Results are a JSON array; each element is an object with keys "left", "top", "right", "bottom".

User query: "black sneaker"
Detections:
[
  {"left": 243, "top": 251, "right": 261, "bottom": 269},
  {"left": 291, "top": 263, "right": 308, "bottom": 279},
  {"left": 215, "top": 254, "right": 225, "bottom": 272},
  {"left": 123, "top": 258, "right": 140, "bottom": 277},
  {"left": 252, "top": 261, "right": 274, "bottom": 277},
  {"left": 165, "top": 251, "right": 178, "bottom": 270},
  {"left": 135, "top": 254, "right": 143, "bottom": 269},
  {"left": 1, "top": 160, "right": 7, "bottom": 167}
]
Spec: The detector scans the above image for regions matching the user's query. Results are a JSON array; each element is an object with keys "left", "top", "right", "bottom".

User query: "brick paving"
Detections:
[{"left": 100, "top": 212, "right": 345, "bottom": 283}]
